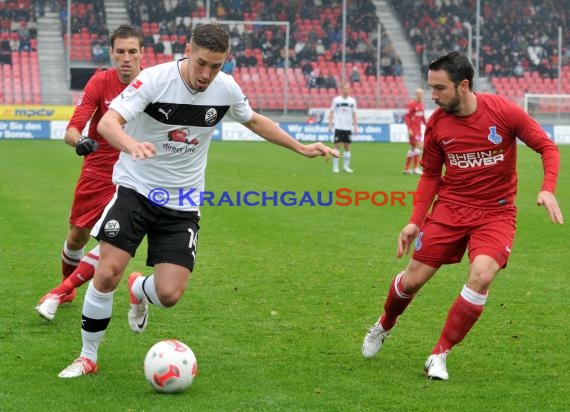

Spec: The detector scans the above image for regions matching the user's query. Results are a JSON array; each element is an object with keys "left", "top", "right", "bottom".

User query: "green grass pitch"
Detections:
[{"left": 0, "top": 139, "right": 568, "bottom": 411}]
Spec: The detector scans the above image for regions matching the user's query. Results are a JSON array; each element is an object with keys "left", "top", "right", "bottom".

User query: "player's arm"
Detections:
[
  {"left": 352, "top": 110, "right": 357, "bottom": 134},
  {"left": 243, "top": 112, "right": 338, "bottom": 159},
  {"left": 397, "top": 125, "right": 442, "bottom": 257},
  {"left": 64, "top": 126, "right": 83, "bottom": 147},
  {"left": 511, "top": 104, "right": 563, "bottom": 224},
  {"left": 97, "top": 109, "right": 156, "bottom": 160},
  {"left": 65, "top": 75, "right": 102, "bottom": 154}
]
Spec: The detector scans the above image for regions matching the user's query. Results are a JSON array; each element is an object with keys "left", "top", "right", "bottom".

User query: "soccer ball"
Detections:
[{"left": 143, "top": 339, "right": 198, "bottom": 393}]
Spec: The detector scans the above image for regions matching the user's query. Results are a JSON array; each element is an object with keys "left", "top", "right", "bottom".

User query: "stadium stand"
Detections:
[
  {"left": 0, "top": 0, "right": 41, "bottom": 103},
  {"left": 60, "top": 0, "right": 109, "bottom": 63},
  {"left": 388, "top": 0, "right": 569, "bottom": 105},
  {"left": 121, "top": 0, "right": 407, "bottom": 110},
  {"left": 8, "top": 0, "right": 566, "bottom": 111}
]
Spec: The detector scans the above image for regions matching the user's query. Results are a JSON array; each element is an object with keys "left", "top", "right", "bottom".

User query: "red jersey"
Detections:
[
  {"left": 404, "top": 99, "right": 426, "bottom": 136},
  {"left": 67, "top": 68, "right": 130, "bottom": 181},
  {"left": 410, "top": 93, "right": 560, "bottom": 225}
]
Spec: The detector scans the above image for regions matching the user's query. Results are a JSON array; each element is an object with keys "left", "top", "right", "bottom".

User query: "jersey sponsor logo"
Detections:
[
  {"left": 165, "top": 129, "right": 200, "bottom": 153},
  {"left": 205, "top": 107, "right": 218, "bottom": 126},
  {"left": 168, "top": 128, "right": 190, "bottom": 143},
  {"left": 487, "top": 126, "right": 502, "bottom": 144},
  {"left": 447, "top": 149, "right": 504, "bottom": 168},
  {"left": 167, "top": 128, "right": 199, "bottom": 145},
  {"left": 104, "top": 219, "right": 120, "bottom": 237},
  {"left": 121, "top": 79, "right": 143, "bottom": 99}
]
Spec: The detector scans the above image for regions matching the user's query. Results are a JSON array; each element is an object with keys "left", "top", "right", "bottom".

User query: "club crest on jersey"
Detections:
[
  {"left": 205, "top": 108, "right": 218, "bottom": 126},
  {"left": 121, "top": 79, "right": 143, "bottom": 100},
  {"left": 104, "top": 219, "right": 120, "bottom": 237},
  {"left": 415, "top": 232, "right": 423, "bottom": 251},
  {"left": 487, "top": 126, "right": 502, "bottom": 145}
]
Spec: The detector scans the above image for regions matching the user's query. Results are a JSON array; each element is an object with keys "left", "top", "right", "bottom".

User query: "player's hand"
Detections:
[
  {"left": 129, "top": 142, "right": 156, "bottom": 160},
  {"left": 397, "top": 223, "right": 420, "bottom": 258},
  {"left": 75, "top": 136, "right": 98, "bottom": 156},
  {"left": 536, "top": 191, "right": 564, "bottom": 224},
  {"left": 300, "top": 142, "right": 339, "bottom": 160}
]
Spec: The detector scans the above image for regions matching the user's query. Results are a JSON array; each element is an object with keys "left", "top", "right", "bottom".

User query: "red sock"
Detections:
[
  {"left": 52, "top": 251, "right": 98, "bottom": 296},
  {"left": 431, "top": 295, "right": 484, "bottom": 355},
  {"left": 61, "top": 258, "right": 79, "bottom": 279},
  {"left": 379, "top": 272, "right": 414, "bottom": 331},
  {"left": 404, "top": 156, "right": 412, "bottom": 170}
]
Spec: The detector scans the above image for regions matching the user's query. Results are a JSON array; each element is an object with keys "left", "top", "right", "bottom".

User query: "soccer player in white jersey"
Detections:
[
  {"left": 328, "top": 83, "right": 357, "bottom": 173},
  {"left": 58, "top": 23, "right": 338, "bottom": 378}
]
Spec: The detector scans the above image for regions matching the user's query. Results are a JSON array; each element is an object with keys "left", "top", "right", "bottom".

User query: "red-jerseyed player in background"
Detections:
[
  {"left": 362, "top": 51, "right": 563, "bottom": 380},
  {"left": 36, "top": 25, "right": 144, "bottom": 321},
  {"left": 403, "top": 87, "right": 427, "bottom": 175}
]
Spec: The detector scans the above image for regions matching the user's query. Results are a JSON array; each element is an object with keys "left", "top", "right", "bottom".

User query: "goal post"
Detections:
[{"left": 523, "top": 93, "right": 570, "bottom": 121}]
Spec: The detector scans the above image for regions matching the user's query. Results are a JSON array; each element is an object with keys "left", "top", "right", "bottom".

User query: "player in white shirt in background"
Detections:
[
  {"left": 58, "top": 23, "right": 338, "bottom": 379},
  {"left": 328, "top": 83, "right": 358, "bottom": 173}
]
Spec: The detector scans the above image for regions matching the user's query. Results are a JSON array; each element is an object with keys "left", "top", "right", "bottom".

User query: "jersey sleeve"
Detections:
[
  {"left": 109, "top": 72, "right": 151, "bottom": 123},
  {"left": 226, "top": 76, "right": 254, "bottom": 123},
  {"left": 409, "top": 119, "right": 443, "bottom": 225},
  {"left": 67, "top": 74, "right": 103, "bottom": 133},
  {"left": 508, "top": 103, "right": 560, "bottom": 193},
  {"left": 404, "top": 103, "right": 413, "bottom": 128}
]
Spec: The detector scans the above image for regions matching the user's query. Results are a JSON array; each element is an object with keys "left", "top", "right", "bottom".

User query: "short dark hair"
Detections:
[
  {"left": 428, "top": 51, "right": 474, "bottom": 90},
  {"left": 190, "top": 23, "right": 229, "bottom": 53},
  {"left": 110, "top": 24, "right": 144, "bottom": 49}
]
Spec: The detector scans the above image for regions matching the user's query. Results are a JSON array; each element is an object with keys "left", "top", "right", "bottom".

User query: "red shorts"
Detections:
[
  {"left": 412, "top": 200, "right": 516, "bottom": 268},
  {"left": 69, "top": 173, "right": 117, "bottom": 229}
]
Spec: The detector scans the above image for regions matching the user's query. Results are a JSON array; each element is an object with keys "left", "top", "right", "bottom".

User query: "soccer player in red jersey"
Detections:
[
  {"left": 403, "top": 88, "right": 427, "bottom": 174},
  {"left": 362, "top": 51, "right": 564, "bottom": 380},
  {"left": 35, "top": 25, "right": 144, "bottom": 321}
]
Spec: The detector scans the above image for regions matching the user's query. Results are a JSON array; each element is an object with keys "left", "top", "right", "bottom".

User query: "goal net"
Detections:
[{"left": 523, "top": 93, "right": 570, "bottom": 121}]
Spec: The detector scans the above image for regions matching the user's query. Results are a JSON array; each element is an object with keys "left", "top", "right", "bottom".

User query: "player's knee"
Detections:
[
  {"left": 157, "top": 288, "right": 185, "bottom": 307},
  {"left": 93, "top": 266, "right": 123, "bottom": 292}
]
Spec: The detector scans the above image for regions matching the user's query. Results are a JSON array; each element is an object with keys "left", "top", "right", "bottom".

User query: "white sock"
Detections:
[
  {"left": 62, "top": 240, "right": 84, "bottom": 262},
  {"left": 332, "top": 157, "right": 339, "bottom": 169},
  {"left": 132, "top": 274, "right": 165, "bottom": 307},
  {"left": 344, "top": 151, "right": 351, "bottom": 168},
  {"left": 80, "top": 245, "right": 100, "bottom": 267},
  {"left": 80, "top": 281, "right": 114, "bottom": 363},
  {"left": 460, "top": 284, "right": 488, "bottom": 305}
]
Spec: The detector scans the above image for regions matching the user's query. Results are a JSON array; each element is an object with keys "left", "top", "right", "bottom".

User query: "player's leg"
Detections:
[
  {"left": 61, "top": 224, "right": 90, "bottom": 280},
  {"left": 343, "top": 141, "right": 353, "bottom": 172},
  {"left": 425, "top": 211, "right": 514, "bottom": 380},
  {"left": 425, "top": 255, "right": 500, "bottom": 380},
  {"left": 36, "top": 244, "right": 100, "bottom": 321},
  {"left": 412, "top": 141, "right": 423, "bottom": 174},
  {"left": 362, "top": 259, "right": 438, "bottom": 358},
  {"left": 128, "top": 209, "right": 199, "bottom": 332},
  {"left": 332, "top": 135, "right": 341, "bottom": 172},
  {"left": 403, "top": 141, "right": 414, "bottom": 174},
  {"left": 59, "top": 241, "right": 131, "bottom": 378}
]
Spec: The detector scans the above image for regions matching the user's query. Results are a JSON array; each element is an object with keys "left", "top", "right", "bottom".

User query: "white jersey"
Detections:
[
  {"left": 330, "top": 95, "right": 357, "bottom": 131},
  {"left": 109, "top": 59, "right": 254, "bottom": 211}
]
